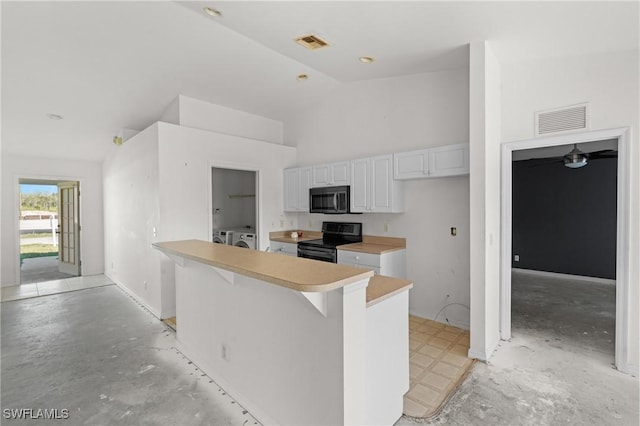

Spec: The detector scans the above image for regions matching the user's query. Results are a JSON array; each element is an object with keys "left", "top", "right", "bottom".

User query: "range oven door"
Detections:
[
  {"left": 297, "top": 246, "right": 337, "bottom": 263},
  {"left": 309, "top": 186, "right": 349, "bottom": 214}
]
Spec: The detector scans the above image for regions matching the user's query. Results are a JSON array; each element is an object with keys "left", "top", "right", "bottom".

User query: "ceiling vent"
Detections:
[
  {"left": 295, "top": 34, "right": 330, "bottom": 50},
  {"left": 535, "top": 103, "right": 590, "bottom": 136}
]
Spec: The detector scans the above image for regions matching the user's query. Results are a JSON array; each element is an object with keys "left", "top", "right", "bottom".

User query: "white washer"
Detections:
[
  {"left": 233, "top": 232, "right": 256, "bottom": 249},
  {"left": 212, "top": 230, "right": 234, "bottom": 245}
]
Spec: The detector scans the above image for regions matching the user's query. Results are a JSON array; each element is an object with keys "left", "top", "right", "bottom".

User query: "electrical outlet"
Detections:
[
  {"left": 279, "top": 220, "right": 284, "bottom": 227},
  {"left": 450, "top": 227, "right": 457, "bottom": 236},
  {"left": 514, "top": 255, "right": 520, "bottom": 262},
  {"left": 308, "top": 219, "right": 313, "bottom": 228},
  {"left": 384, "top": 223, "right": 390, "bottom": 233}
]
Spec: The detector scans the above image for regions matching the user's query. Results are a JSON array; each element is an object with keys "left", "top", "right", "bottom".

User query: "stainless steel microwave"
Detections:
[{"left": 309, "top": 186, "right": 350, "bottom": 214}]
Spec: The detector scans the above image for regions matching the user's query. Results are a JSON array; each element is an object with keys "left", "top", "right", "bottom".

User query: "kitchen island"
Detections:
[{"left": 154, "top": 239, "right": 412, "bottom": 426}]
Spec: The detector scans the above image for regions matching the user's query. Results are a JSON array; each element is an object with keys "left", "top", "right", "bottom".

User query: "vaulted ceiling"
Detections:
[{"left": 2, "top": 1, "right": 638, "bottom": 162}]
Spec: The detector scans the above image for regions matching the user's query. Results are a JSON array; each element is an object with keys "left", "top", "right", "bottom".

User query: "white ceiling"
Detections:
[{"left": 2, "top": 1, "right": 638, "bottom": 162}]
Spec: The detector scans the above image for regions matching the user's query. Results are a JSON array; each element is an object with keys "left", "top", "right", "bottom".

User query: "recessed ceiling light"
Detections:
[
  {"left": 203, "top": 7, "right": 222, "bottom": 17},
  {"left": 47, "top": 113, "right": 63, "bottom": 120},
  {"left": 296, "top": 74, "right": 309, "bottom": 81},
  {"left": 359, "top": 56, "right": 375, "bottom": 63}
]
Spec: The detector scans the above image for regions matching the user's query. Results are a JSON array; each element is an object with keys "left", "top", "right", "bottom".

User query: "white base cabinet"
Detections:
[
  {"left": 338, "top": 249, "right": 406, "bottom": 279},
  {"left": 270, "top": 241, "right": 297, "bottom": 257}
]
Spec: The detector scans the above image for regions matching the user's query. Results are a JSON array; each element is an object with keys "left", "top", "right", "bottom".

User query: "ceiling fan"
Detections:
[{"left": 520, "top": 144, "right": 617, "bottom": 169}]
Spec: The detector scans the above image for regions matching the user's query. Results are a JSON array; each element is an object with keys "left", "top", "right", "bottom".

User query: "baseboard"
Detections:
[
  {"left": 161, "top": 309, "right": 176, "bottom": 319},
  {"left": 113, "top": 280, "right": 161, "bottom": 319},
  {"left": 468, "top": 335, "right": 499, "bottom": 362},
  {"left": 467, "top": 348, "right": 488, "bottom": 361},
  {"left": 174, "top": 339, "right": 277, "bottom": 426},
  {"left": 618, "top": 361, "right": 638, "bottom": 377},
  {"left": 512, "top": 268, "right": 615, "bottom": 285},
  {"left": 409, "top": 310, "right": 470, "bottom": 330}
]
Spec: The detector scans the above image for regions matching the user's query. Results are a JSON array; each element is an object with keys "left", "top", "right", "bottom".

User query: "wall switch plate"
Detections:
[
  {"left": 221, "top": 344, "right": 229, "bottom": 361},
  {"left": 514, "top": 255, "right": 520, "bottom": 262},
  {"left": 450, "top": 227, "right": 457, "bottom": 236},
  {"left": 279, "top": 220, "right": 284, "bottom": 227}
]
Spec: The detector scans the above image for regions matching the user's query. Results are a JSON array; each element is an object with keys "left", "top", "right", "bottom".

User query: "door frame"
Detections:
[
  {"left": 500, "top": 127, "right": 631, "bottom": 374},
  {"left": 14, "top": 175, "right": 84, "bottom": 285},
  {"left": 207, "top": 161, "right": 261, "bottom": 249}
]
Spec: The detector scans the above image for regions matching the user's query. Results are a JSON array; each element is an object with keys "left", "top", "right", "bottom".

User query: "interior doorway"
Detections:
[
  {"left": 509, "top": 139, "right": 618, "bottom": 359},
  {"left": 18, "top": 179, "right": 81, "bottom": 284},
  {"left": 500, "top": 127, "right": 632, "bottom": 375}
]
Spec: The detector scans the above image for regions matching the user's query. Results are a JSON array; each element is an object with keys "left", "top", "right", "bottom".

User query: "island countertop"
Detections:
[{"left": 153, "top": 239, "right": 373, "bottom": 293}]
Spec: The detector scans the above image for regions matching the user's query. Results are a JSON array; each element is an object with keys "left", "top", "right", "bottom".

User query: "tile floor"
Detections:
[
  {"left": 1, "top": 274, "right": 114, "bottom": 302},
  {"left": 404, "top": 316, "right": 474, "bottom": 418}
]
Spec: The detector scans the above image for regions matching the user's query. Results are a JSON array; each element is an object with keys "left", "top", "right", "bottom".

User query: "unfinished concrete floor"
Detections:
[
  {"left": 1, "top": 285, "right": 259, "bottom": 425},
  {"left": 397, "top": 270, "right": 638, "bottom": 426}
]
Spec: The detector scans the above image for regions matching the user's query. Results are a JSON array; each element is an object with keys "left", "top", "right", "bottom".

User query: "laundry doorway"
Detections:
[{"left": 18, "top": 179, "right": 81, "bottom": 284}]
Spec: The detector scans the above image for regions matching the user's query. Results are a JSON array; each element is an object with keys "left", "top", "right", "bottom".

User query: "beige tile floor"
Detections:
[
  {"left": 1, "top": 274, "right": 114, "bottom": 302},
  {"left": 404, "top": 315, "right": 474, "bottom": 418}
]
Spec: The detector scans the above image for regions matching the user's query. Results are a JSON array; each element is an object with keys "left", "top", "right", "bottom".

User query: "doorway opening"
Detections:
[
  {"left": 510, "top": 139, "right": 617, "bottom": 360},
  {"left": 500, "top": 127, "right": 632, "bottom": 375},
  {"left": 18, "top": 179, "right": 81, "bottom": 285},
  {"left": 211, "top": 167, "right": 258, "bottom": 249}
]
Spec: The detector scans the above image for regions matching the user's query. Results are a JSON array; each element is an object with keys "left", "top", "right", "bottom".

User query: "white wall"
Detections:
[
  {"left": 157, "top": 122, "right": 297, "bottom": 251},
  {"left": 468, "top": 41, "right": 502, "bottom": 360},
  {"left": 169, "top": 95, "right": 284, "bottom": 145},
  {"left": 1, "top": 155, "right": 104, "bottom": 286},
  {"left": 284, "top": 69, "right": 471, "bottom": 328},
  {"left": 501, "top": 49, "right": 639, "bottom": 371},
  {"left": 103, "top": 124, "right": 163, "bottom": 315}
]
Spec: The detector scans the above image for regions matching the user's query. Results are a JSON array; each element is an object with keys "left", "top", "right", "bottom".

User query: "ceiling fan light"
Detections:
[{"left": 564, "top": 157, "right": 588, "bottom": 168}]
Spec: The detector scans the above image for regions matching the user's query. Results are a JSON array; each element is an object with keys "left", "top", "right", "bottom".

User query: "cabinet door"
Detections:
[
  {"left": 331, "top": 162, "right": 350, "bottom": 186},
  {"left": 428, "top": 143, "right": 469, "bottom": 177},
  {"left": 283, "top": 168, "right": 300, "bottom": 212},
  {"left": 371, "top": 155, "right": 393, "bottom": 212},
  {"left": 299, "top": 167, "right": 312, "bottom": 211},
  {"left": 312, "top": 164, "right": 331, "bottom": 187},
  {"left": 350, "top": 158, "right": 369, "bottom": 213},
  {"left": 394, "top": 149, "right": 429, "bottom": 180}
]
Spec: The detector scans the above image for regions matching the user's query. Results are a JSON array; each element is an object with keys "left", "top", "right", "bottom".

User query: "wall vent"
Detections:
[
  {"left": 294, "top": 34, "right": 330, "bottom": 50},
  {"left": 535, "top": 103, "right": 590, "bottom": 136}
]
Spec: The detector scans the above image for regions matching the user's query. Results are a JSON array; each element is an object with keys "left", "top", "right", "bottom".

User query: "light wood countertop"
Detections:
[
  {"left": 269, "top": 230, "right": 322, "bottom": 244},
  {"left": 154, "top": 239, "right": 373, "bottom": 293},
  {"left": 338, "top": 242, "right": 405, "bottom": 254},
  {"left": 366, "top": 275, "right": 413, "bottom": 308}
]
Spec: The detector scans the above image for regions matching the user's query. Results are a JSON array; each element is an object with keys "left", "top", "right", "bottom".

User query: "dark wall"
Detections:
[{"left": 512, "top": 157, "right": 617, "bottom": 279}]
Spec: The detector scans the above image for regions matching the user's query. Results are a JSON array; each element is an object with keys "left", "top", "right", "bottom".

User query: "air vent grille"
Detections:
[
  {"left": 295, "top": 34, "right": 330, "bottom": 50},
  {"left": 535, "top": 103, "right": 589, "bottom": 136}
]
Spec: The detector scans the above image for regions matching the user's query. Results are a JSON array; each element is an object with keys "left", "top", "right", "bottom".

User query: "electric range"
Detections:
[{"left": 297, "top": 222, "right": 362, "bottom": 263}]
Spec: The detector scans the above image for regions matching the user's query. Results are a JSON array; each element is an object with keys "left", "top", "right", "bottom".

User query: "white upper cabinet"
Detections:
[
  {"left": 283, "top": 168, "right": 300, "bottom": 212},
  {"left": 351, "top": 154, "right": 404, "bottom": 213},
  {"left": 428, "top": 143, "right": 469, "bottom": 177},
  {"left": 394, "top": 143, "right": 469, "bottom": 180},
  {"left": 283, "top": 166, "right": 312, "bottom": 212},
  {"left": 298, "top": 166, "right": 312, "bottom": 211},
  {"left": 312, "top": 161, "right": 350, "bottom": 187}
]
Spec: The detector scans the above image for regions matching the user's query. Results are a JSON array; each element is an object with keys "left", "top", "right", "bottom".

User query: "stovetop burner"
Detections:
[{"left": 297, "top": 222, "right": 362, "bottom": 263}]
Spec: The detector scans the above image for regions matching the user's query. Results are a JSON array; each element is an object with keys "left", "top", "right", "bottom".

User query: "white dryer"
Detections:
[
  {"left": 233, "top": 232, "right": 256, "bottom": 249},
  {"left": 212, "top": 230, "right": 234, "bottom": 245}
]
